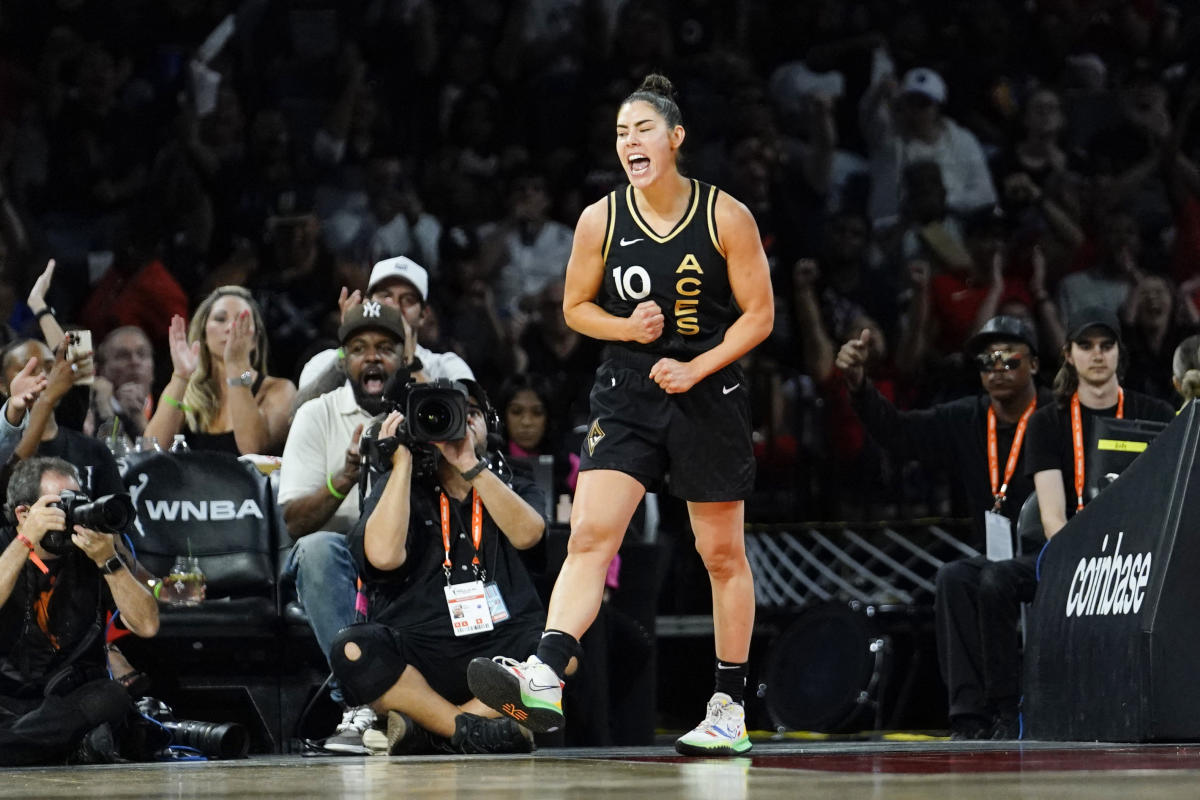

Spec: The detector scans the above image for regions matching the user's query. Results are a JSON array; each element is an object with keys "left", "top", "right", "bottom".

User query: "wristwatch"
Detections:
[
  {"left": 100, "top": 553, "right": 126, "bottom": 575},
  {"left": 226, "top": 369, "right": 254, "bottom": 388}
]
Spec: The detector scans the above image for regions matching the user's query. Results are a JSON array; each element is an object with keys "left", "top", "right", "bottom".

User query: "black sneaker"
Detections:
[
  {"left": 991, "top": 710, "right": 1021, "bottom": 740},
  {"left": 949, "top": 714, "right": 991, "bottom": 741},
  {"left": 385, "top": 711, "right": 442, "bottom": 756},
  {"left": 70, "top": 722, "right": 127, "bottom": 764},
  {"left": 450, "top": 713, "right": 534, "bottom": 754}
]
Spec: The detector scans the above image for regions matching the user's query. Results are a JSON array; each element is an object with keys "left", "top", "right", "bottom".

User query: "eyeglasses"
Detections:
[{"left": 975, "top": 352, "right": 1025, "bottom": 372}]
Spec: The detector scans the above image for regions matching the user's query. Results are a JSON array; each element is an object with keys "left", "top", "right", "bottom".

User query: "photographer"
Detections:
[
  {"left": 328, "top": 381, "right": 551, "bottom": 755},
  {"left": 0, "top": 457, "right": 157, "bottom": 765}
]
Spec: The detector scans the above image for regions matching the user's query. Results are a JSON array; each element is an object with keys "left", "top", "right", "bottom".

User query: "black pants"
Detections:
[
  {"left": 935, "top": 554, "right": 1038, "bottom": 720},
  {"left": 0, "top": 679, "right": 130, "bottom": 766}
]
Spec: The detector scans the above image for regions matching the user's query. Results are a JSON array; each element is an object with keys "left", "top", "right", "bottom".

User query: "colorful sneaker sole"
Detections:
[
  {"left": 466, "top": 658, "right": 564, "bottom": 734},
  {"left": 673, "top": 735, "right": 753, "bottom": 757}
]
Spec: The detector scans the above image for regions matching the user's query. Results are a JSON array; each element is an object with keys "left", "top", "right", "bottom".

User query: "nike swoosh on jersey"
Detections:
[
  {"left": 722, "top": 383, "right": 741, "bottom": 395},
  {"left": 619, "top": 237, "right": 643, "bottom": 246}
]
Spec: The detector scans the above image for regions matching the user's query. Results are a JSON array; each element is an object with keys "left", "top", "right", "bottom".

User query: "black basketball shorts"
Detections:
[{"left": 578, "top": 350, "right": 755, "bottom": 502}]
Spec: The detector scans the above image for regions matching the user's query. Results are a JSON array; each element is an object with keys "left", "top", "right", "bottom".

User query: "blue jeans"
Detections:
[{"left": 284, "top": 531, "right": 359, "bottom": 705}]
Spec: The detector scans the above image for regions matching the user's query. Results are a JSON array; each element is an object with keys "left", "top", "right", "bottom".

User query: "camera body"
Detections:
[
  {"left": 360, "top": 378, "right": 470, "bottom": 476},
  {"left": 41, "top": 489, "right": 135, "bottom": 555}
]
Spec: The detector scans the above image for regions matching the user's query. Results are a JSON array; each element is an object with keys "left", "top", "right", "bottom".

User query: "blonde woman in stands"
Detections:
[{"left": 144, "top": 286, "right": 295, "bottom": 455}]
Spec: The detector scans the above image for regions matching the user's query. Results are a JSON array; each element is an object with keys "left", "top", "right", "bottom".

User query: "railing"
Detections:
[{"left": 745, "top": 519, "right": 978, "bottom": 610}]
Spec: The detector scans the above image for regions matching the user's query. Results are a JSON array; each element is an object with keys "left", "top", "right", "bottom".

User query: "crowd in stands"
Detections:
[
  {"left": 0, "top": 1, "right": 1198, "bottom": 524},
  {"left": 1, "top": 0, "right": 1200, "bottom": 761}
]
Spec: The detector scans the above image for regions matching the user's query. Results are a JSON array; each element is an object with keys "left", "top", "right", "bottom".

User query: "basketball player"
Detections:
[{"left": 468, "top": 74, "right": 774, "bottom": 756}]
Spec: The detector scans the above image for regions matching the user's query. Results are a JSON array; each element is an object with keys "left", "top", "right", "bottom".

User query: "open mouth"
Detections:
[
  {"left": 360, "top": 365, "right": 386, "bottom": 395},
  {"left": 628, "top": 154, "right": 650, "bottom": 176}
]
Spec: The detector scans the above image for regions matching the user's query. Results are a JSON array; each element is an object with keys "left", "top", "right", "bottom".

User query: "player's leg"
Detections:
[
  {"left": 467, "top": 469, "right": 644, "bottom": 732},
  {"left": 674, "top": 499, "right": 754, "bottom": 756}
]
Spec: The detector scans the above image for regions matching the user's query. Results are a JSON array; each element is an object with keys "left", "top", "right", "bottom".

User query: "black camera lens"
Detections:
[
  {"left": 414, "top": 399, "right": 455, "bottom": 437},
  {"left": 72, "top": 494, "right": 135, "bottom": 533},
  {"left": 405, "top": 381, "right": 468, "bottom": 443},
  {"left": 160, "top": 719, "right": 249, "bottom": 759}
]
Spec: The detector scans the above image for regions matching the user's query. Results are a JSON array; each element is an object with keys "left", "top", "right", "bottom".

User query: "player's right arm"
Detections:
[{"left": 562, "top": 199, "right": 663, "bottom": 344}]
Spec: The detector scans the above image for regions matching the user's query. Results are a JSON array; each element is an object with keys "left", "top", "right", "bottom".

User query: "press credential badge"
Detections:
[{"left": 445, "top": 580, "right": 493, "bottom": 636}]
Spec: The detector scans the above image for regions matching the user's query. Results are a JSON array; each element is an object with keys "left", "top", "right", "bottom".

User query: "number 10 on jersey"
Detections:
[{"left": 612, "top": 265, "right": 651, "bottom": 301}]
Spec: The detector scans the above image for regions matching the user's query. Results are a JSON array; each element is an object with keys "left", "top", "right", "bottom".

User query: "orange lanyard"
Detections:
[
  {"left": 987, "top": 398, "right": 1038, "bottom": 511},
  {"left": 1071, "top": 389, "right": 1123, "bottom": 511},
  {"left": 440, "top": 490, "right": 484, "bottom": 581}
]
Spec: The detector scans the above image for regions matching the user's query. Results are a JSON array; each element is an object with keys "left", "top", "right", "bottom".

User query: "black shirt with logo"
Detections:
[{"left": 600, "top": 179, "right": 734, "bottom": 361}]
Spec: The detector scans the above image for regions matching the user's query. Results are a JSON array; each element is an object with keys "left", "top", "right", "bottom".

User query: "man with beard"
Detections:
[
  {"left": 295, "top": 256, "right": 473, "bottom": 401},
  {"left": 278, "top": 301, "right": 412, "bottom": 753},
  {"left": 835, "top": 315, "right": 1052, "bottom": 740}
]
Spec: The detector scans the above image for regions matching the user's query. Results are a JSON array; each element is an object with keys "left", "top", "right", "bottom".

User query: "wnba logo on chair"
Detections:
[
  {"left": 1064, "top": 531, "right": 1152, "bottom": 618},
  {"left": 126, "top": 470, "right": 264, "bottom": 537}
]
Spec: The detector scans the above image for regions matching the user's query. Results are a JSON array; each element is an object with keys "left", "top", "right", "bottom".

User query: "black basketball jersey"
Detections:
[{"left": 599, "top": 179, "right": 736, "bottom": 361}]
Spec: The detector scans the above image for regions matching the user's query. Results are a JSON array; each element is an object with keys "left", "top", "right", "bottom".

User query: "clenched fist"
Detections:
[{"left": 626, "top": 300, "right": 664, "bottom": 344}]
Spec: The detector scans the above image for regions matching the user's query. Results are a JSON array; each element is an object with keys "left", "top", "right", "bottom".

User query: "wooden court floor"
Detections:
[{"left": 6, "top": 741, "right": 1200, "bottom": 799}]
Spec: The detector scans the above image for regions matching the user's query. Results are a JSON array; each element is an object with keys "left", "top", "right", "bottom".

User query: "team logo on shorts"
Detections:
[{"left": 586, "top": 419, "right": 605, "bottom": 456}]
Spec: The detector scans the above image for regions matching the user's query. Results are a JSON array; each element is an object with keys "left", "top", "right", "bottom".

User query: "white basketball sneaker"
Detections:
[
  {"left": 467, "top": 655, "right": 565, "bottom": 733},
  {"left": 674, "top": 692, "right": 752, "bottom": 756}
]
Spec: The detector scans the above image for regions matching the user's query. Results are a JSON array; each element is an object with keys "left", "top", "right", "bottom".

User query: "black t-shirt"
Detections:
[
  {"left": 1024, "top": 390, "right": 1175, "bottom": 515},
  {"left": 37, "top": 427, "right": 124, "bottom": 498},
  {"left": 851, "top": 385, "right": 1055, "bottom": 550},
  {"left": 348, "top": 468, "right": 547, "bottom": 639},
  {"left": 0, "top": 533, "right": 111, "bottom": 698}
]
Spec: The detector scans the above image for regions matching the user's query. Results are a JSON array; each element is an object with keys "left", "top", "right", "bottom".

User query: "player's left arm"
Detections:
[{"left": 652, "top": 193, "right": 774, "bottom": 394}]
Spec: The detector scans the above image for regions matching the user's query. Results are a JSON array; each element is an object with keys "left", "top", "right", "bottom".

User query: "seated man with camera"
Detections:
[
  {"left": 0, "top": 457, "right": 157, "bottom": 765},
  {"left": 328, "top": 379, "right": 553, "bottom": 755}
]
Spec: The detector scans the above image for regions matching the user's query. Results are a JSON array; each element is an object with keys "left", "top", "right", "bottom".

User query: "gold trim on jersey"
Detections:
[
  {"left": 625, "top": 179, "right": 699, "bottom": 243},
  {"left": 706, "top": 184, "right": 725, "bottom": 257},
  {"left": 602, "top": 191, "right": 617, "bottom": 263}
]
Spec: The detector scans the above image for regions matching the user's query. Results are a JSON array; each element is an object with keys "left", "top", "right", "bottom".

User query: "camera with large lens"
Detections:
[
  {"left": 135, "top": 697, "right": 249, "bottom": 759},
  {"left": 41, "top": 489, "right": 135, "bottom": 555}
]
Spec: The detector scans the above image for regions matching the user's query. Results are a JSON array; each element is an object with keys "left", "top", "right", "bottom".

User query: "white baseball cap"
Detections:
[
  {"left": 900, "top": 67, "right": 947, "bottom": 105},
  {"left": 368, "top": 255, "right": 428, "bottom": 302}
]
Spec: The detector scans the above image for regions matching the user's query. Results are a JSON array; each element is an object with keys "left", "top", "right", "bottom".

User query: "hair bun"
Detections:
[{"left": 637, "top": 73, "right": 677, "bottom": 101}]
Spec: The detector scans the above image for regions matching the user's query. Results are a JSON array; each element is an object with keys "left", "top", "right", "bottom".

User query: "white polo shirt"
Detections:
[{"left": 277, "top": 384, "right": 374, "bottom": 534}]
